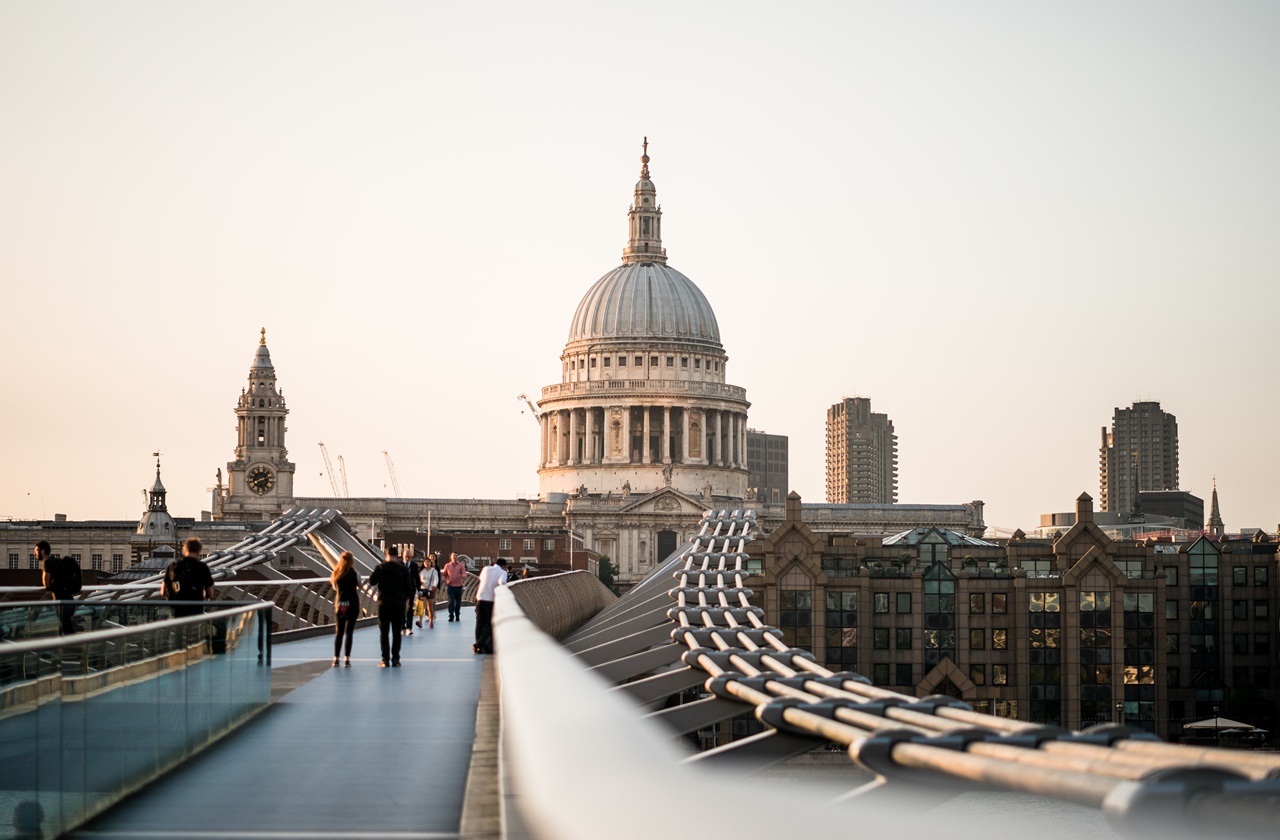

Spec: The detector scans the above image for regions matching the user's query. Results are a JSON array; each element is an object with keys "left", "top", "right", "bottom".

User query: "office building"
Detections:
[
  {"left": 825, "top": 397, "right": 897, "bottom": 504},
  {"left": 746, "top": 429, "right": 788, "bottom": 504},
  {"left": 1099, "top": 401, "right": 1178, "bottom": 515}
]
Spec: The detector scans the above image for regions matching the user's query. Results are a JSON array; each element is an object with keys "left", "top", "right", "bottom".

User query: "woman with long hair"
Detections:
[
  {"left": 419, "top": 552, "right": 440, "bottom": 629},
  {"left": 330, "top": 550, "right": 359, "bottom": 667}
]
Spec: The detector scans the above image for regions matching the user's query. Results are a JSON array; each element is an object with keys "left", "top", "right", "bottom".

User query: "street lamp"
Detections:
[{"left": 1115, "top": 701, "right": 1125, "bottom": 725}]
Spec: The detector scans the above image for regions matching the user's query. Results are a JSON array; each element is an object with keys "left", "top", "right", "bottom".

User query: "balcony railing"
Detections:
[{"left": 540, "top": 379, "right": 747, "bottom": 401}]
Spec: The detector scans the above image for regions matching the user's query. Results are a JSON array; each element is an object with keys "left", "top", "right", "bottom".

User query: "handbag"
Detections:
[
  {"left": 414, "top": 599, "right": 426, "bottom": 617},
  {"left": 337, "top": 599, "right": 353, "bottom": 618}
]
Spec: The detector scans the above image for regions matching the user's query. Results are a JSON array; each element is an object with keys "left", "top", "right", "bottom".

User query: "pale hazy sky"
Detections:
[{"left": 2, "top": 1, "right": 1277, "bottom": 534}]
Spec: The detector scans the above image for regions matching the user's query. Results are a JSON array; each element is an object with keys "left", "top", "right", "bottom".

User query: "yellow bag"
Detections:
[{"left": 414, "top": 599, "right": 426, "bottom": 617}]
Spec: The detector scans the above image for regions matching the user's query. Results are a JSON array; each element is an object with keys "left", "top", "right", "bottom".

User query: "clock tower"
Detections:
[{"left": 214, "top": 328, "right": 296, "bottom": 520}]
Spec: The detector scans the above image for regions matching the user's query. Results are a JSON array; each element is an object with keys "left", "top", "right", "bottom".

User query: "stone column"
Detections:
[
  {"left": 545, "top": 414, "right": 553, "bottom": 468},
  {"left": 621, "top": 406, "right": 632, "bottom": 463},
  {"left": 569, "top": 408, "right": 579, "bottom": 465},
  {"left": 682, "top": 408, "right": 690, "bottom": 463},
  {"left": 661, "top": 407, "right": 671, "bottom": 464},
  {"left": 732, "top": 414, "right": 742, "bottom": 471},
  {"left": 642, "top": 407, "right": 651, "bottom": 464},
  {"left": 713, "top": 410, "right": 722, "bottom": 467},
  {"left": 540, "top": 414, "right": 549, "bottom": 468},
  {"left": 584, "top": 407, "right": 595, "bottom": 465},
  {"left": 556, "top": 410, "right": 567, "bottom": 465}
]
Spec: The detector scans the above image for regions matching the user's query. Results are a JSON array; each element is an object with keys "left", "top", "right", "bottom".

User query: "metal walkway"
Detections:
[{"left": 73, "top": 616, "right": 485, "bottom": 840}]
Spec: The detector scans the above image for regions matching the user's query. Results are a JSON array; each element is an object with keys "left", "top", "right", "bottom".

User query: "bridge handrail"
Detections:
[
  {"left": 0, "top": 601, "right": 270, "bottom": 655},
  {"left": 492, "top": 586, "right": 840, "bottom": 840}
]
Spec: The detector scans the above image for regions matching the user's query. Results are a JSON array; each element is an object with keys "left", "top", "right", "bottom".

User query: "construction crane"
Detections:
[
  {"left": 319, "top": 443, "right": 342, "bottom": 497},
  {"left": 383, "top": 450, "right": 403, "bottom": 498},
  {"left": 337, "top": 455, "right": 349, "bottom": 497},
  {"left": 517, "top": 393, "right": 540, "bottom": 423}
]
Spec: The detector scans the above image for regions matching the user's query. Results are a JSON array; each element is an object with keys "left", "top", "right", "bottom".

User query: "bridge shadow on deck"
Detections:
[{"left": 73, "top": 613, "right": 485, "bottom": 840}]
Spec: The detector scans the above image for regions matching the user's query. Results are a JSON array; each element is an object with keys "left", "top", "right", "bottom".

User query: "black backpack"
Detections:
[
  {"left": 50, "top": 555, "right": 83, "bottom": 596},
  {"left": 168, "top": 558, "right": 206, "bottom": 600}
]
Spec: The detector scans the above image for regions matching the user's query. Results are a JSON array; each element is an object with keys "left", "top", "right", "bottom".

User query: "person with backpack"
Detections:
[
  {"left": 37, "top": 540, "right": 81, "bottom": 635},
  {"left": 162, "top": 537, "right": 215, "bottom": 618}
]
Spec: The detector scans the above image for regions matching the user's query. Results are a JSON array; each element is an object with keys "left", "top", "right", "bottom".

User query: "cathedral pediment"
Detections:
[{"left": 618, "top": 487, "right": 707, "bottom": 516}]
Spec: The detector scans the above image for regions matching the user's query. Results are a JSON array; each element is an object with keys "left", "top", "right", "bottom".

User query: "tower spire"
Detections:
[
  {"left": 622, "top": 138, "right": 666, "bottom": 265},
  {"left": 1207, "top": 477, "right": 1225, "bottom": 537},
  {"left": 260, "top": 327, "right": 267, "bottom": 346}
]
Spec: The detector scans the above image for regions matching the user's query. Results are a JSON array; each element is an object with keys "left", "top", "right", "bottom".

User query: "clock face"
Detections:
[{"left": 247, "top": 465, "right": 275, "bottom": 495}]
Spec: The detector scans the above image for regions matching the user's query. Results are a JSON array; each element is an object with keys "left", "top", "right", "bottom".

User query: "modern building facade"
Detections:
[
  {"left": 745, "top": 492, "right": 1278, "bottom": 740},
  {"left": 825, "top": 397, "right": 898, "bottom": 504},
  {"left": 746, "top": 429, "right": 788, "bottom": 504},
  {"left": 1099, "top": 401, "right": 1179, "bottom": 515}
]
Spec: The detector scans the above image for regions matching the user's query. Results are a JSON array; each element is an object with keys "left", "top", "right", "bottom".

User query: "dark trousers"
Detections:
[
  {"left": 378, "top": 602, "right": 405, "bottom": 664},
  {"left": 447, "top": 585, "right": 463, "bottom": 619},
  {"left": 53, "top": 597, "right": 76, "bottom": 635},
  {"left": 334, "top": 613, "right": 357, "bottom": 658},
  {"left": 475, "top": 599, "right": 495, "bottom": 654}
]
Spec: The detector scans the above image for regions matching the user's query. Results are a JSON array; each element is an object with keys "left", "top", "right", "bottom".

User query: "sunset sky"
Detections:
[{"left": 2, "top": 1, "right": 1277, "bottom": 534}]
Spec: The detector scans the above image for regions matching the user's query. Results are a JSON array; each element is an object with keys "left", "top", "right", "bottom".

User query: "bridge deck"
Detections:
[{"left": 74, "top": 616, "right": 485, "bottom": 840}]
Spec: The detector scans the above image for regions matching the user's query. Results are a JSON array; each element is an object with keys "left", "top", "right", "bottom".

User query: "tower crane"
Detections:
[
  {"left": 337, "top": 455, "right": 349, "bottom": 497},
  {"left": 517, "top": 393, "right": 540, "bottom": 423},
  {"left": 383, "top": 450, "right": 403, "bottom": 498},
  {"left": 319, "top": 443, "right": 342, "bottom": 497}
]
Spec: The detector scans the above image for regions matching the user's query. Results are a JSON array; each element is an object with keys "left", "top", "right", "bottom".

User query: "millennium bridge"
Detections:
[{"left": 1, "top": 508, "right": 1276, "bottom": 839}]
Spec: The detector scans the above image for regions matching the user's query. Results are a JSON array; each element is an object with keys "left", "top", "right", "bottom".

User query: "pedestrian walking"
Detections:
[
  {"left": 36, "top": 540, "right": 80, "bottom": 635},
  {"left": 442, "top": 552, "right": 467, "bottom": 622},
  {"left": 419, "top": 553, "right": 440, "bottom": 629},
  {"left": 473, "top": 558, "right": 508, "bottom": 655},
  {"left": 368, "top": 546, "right": 412, "bottom": 667},
  {"left": 330, "top": 550, "right": 359, "bottom": 667},
  {"left": 403, "top": 549, "right": 422, "bottom": 635},
  {"left": 161, "top": 537, "right": 215, "bottom": 618}
]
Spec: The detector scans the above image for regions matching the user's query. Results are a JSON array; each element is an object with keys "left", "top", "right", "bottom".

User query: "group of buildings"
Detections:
[{"left": 2, "top": 143, "right": 1273, "bottom": 739}]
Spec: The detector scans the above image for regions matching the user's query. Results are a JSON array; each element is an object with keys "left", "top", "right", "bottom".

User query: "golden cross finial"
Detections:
[
  {"left": 259, "top": 327, "right": 267, "bottom": 346},
  {"left": 640, "top": 136, "right": 650, "bottom": 177}
]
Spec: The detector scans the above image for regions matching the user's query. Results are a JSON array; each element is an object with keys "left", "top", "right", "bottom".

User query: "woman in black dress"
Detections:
[{"left": 331, "top": 551, "right": 359, "bottom": 667}]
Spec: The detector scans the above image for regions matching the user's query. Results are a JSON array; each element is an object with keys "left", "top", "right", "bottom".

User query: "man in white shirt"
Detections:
[{"left": 472, "top": 558, "right": 509, "bottom": 655}]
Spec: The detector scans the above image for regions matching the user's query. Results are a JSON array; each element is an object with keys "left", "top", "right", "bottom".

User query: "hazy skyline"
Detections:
[{"left": 2, "top": 2, "right": 1277, "bottom": 533}]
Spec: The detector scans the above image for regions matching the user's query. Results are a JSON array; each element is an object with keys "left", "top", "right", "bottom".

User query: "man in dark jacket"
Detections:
[
  {"left": 369, "top": 546, "right": 413, "bottom": 667},
  {"left": 162, "top": 538, "right": 215, "bottom": 618}
]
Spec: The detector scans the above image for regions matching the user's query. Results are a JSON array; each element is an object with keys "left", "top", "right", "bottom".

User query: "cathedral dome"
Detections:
[{"left": 567, "top": 262, "right": 721, "bottom": 348}]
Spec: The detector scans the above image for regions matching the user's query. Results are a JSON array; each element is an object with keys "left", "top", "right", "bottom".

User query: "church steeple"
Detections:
[
  {"left": 621, "top": 137, "right": 667, "bottom": 265},
  {"left": 1207, "top": 478, "right": 1225, "bottom": 537},
  {"left": 216, "top": 329, "right": 296, "bottom": 520}
]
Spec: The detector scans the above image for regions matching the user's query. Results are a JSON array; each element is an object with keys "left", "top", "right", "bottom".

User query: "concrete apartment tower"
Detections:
[
  {"left": 825, "top": 397, "right": 897, "bottom": 504},
  {"left": 1098, "top": 401, "right": 1179, "bottom": 515}
]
